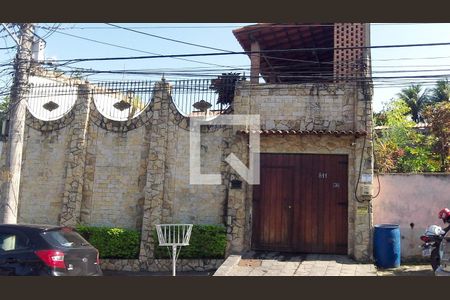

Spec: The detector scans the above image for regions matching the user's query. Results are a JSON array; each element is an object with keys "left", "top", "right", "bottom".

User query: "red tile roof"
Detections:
[
  {"left": 237, "top": 129, "right": 367, "bottom": 137},
  {"left": 233, "top": 23, "right": 335, "bottom": 83}
]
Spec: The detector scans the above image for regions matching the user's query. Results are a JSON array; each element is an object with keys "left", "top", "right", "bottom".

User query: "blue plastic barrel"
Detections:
[{"left": 373, "top": 224, "right": 401, "bottom": 268}]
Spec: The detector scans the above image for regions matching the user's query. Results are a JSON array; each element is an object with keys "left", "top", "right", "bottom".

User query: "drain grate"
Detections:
[{"left": 238, "top": 259, "right": 262, "bottom": 267}]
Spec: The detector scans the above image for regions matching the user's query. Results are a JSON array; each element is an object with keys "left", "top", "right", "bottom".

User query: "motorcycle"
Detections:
[{"left": 420, "top": 224, "right": 450, "bottom": 271}]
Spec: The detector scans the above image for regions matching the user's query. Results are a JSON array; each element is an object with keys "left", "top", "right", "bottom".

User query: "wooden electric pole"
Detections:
[{"left": 0, "top": 23, "right": 34, "bottom": 224}]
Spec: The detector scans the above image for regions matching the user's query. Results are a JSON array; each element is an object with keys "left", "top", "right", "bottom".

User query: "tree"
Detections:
[
  {"left": 430, "top": 78, "right": 450, "bottom": 103},
  {"left": 373, "top": 111, "right": 387, "bottom": 126},
  {"left": 397, "top": 84, "right": 430, "bottom": 123},
  {"left": 374, "top": 98, "right": 440, "bottom": 173},
  {"left": 0, "top": 96, "right": 9, "bottom": 135},
  {"left": 0, "top": 96, "right": 9, "bottom": 114},
  {"left": 423, "top": 102, "right": 450, "bottom": 172}
]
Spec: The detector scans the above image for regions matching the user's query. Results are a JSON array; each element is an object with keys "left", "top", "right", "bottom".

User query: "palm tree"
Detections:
[
  {"left": 430, "top": 78, "right": 450, "bottom": 103},
  {"left": 397, "top": 84, "right": 430, "bottom": 123}
]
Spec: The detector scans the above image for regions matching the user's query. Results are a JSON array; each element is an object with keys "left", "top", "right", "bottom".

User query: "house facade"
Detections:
[{"left": 0, "top": 23, "right": 374, "bottom": 270}]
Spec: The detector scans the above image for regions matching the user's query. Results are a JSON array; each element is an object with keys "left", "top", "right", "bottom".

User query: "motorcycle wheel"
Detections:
[{"left": 431, "top": 248, "right": 440, "bottom": 271}]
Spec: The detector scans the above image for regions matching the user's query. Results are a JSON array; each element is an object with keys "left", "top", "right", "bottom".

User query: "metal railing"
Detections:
[
  {"left": 91, "top": 81, "right": 154, "bottom": 121},
  {"left": 23, "top": 78, "right": 238, "bottom": 121},
  {"left": 169, "top": 79, "right": 233, "bottom": 116},
  {"left": 27, "top": 82, "right": 78, "bottom": 121}
]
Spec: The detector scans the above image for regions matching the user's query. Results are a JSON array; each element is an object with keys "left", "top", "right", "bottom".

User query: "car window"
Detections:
[
  {"left": 40, "top": 229, "right": 91, "bottom": 248},
  {"left": 0, "top": 232, "right": 29, "bottom": 252}
]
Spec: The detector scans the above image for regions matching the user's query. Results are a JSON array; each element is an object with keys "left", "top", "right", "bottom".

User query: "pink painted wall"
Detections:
[{"left": 373, "top": 174, "right": 450, "bottom": 259}]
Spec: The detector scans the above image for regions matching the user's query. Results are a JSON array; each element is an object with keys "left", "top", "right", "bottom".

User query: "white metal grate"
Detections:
[
  {"left": 156, "top": 224, "right": 193, "bottom": 246},
  {"left": 155, "top": 224, "right": 193, "bottom": 276}
]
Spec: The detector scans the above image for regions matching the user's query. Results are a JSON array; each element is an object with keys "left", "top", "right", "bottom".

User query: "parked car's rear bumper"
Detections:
[
  {"left": 51, "top": 267, "right": 103, "bottom": 276},
  {"left": 435, "top": 266, "right": 450, "bottom": 276}
]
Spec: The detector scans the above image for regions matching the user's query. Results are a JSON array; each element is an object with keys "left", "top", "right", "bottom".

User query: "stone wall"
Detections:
[
  {"left": 18, "top": 126, "right": 69, "bottom": 225},
  {"left": 167, "top": 125, "right": 225, "bottom": 225},
  {"left": 100, "top": 258, "right": 224, "bottom": 272},
  {"left": 231, "top": 82, "right": 374, "bottom": 261},
  {"left": 11, "top": 79, "right": 230, "bottom": 272},
  {"left": 87, "top": 126, "right": 146, "bottom": 229},
  {"left": 16, "top": 81, "right": 230, "bottom": 232},
  {"left": 6, "top": 77, "right": 373, "bottom": 270},
  {"left": 234, "top": 83, "right": 356, "bottom": 131},
  {"left": 137, "top": 83, "right": 231, "bottom": 270}
]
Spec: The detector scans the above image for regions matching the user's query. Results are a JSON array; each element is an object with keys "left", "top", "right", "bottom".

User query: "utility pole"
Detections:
[{"left": 0, "top": 23, "right": 34, "bottom": 224}]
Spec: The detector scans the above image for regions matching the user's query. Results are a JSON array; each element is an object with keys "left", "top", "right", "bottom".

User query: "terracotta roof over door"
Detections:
[{"left": 237, "top": 129, "right": 367, "bottom": 137}]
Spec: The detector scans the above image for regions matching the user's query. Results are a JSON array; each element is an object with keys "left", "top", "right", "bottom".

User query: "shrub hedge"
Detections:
[
  {"left": 76, "top": 225, "right": 140, "bottom": 259},
  {"left": 75, "top": 224, "right": 226, "bottom": 259},
  {"left": 153, "top": 224, "right": 227, "bottom": 259}
]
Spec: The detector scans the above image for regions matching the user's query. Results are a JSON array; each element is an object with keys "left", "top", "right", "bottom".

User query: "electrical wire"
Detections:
[
  {"left": 34, "top": 28, "right": 450, "bottom": 76},
  {"left": 46, "top": 65, "right": 450, "bottom": 81},
  {"left": 354, "top": 75, "right": 371, "bottom": 203},
  {"left": 105, "top": 23, "right": 237, "bottom": 53},
  {"left": 38, "top": 41, "right": 450, "bottom": 66},
  {"left": 37, "top": 23, "right": 441, "bottom": 31},
  {"left": 37, "top": 26, "right": 239, "bottom": 69},
  {"left": 39, "top": 23, "right": 61, "bottom": 40}
]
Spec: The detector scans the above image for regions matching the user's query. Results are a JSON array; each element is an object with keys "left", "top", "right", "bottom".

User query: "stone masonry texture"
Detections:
[{"left": 4, "top": 76, "right": 373, "bottom": 271}]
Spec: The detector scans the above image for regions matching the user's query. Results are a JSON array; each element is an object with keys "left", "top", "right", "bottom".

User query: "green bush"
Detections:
[
  {"left": 76, "top": 225, "right": 140, "bottom": 259},
  {"left": 153, "top": 224, "right": 226, "bottom": 259}
]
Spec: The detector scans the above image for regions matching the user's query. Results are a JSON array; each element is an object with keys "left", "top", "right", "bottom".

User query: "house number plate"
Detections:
[{"left": 318, "top": 172, "right": 328, "bottom": 179}]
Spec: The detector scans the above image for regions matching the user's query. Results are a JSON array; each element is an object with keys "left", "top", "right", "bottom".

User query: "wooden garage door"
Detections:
[{"left": 252, "top": 154, "right": 348, "bottom": 254}]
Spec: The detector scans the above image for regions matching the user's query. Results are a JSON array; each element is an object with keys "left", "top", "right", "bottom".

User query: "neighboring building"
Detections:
[{"left": 0, "top": 23, "right": 374, "bottom": 271}]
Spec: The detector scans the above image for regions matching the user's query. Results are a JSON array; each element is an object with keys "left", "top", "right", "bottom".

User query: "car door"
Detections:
[{"left": 0, "top": 229, "right": 36, "bottom": 276}]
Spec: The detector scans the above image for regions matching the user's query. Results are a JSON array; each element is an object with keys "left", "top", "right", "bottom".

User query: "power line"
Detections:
[
  {"left": 19, "top": 81, "right": 447, "bottom": 99},
  {"left": 373, "top": 64, "right": 450, "bottom": 68},
  {"left": 40, "top": 24, "right": 250, "bottom": 30},
  {"left": 43, "top": 64, "right": 450, "bottom": 82},
  {"left": 37, "top": 26, "right": 238, "bottom": 69},
  {"left": 36, "top": 25, "right": 450, "bottom": 68},
  {"left": 41, "top": 24, "right": 336, "bottom": 31},
  {"left": 39, "top": 23, "right": 61, "bottom": 39},
  {"left": 57, "top": 65, "right": 450, "bottom": 76},
  {"left": 105, "top": 23, "right": 236, "bottom": 53},
  {"left": 38, "top": 23, "right": 441, "bottom": 31},
  {"left": 370, "top": 55, "right": 450, "bottom": 62},
  {"left": 39, "top": 41, "right": 450, "bottom": 66}
]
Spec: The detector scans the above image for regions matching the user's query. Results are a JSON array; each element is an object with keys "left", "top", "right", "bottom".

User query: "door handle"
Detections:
[{"left": 288, "top": 205, "right": 292, "bottom": 209}]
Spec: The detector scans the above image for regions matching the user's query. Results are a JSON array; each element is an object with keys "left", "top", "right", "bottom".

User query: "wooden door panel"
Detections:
[
  {"left": 253, "top": 166, "right": 293, "bottom": 250},
  {"left": 305, "top": 154, "right": 348, "bottom": 254},
  {"left": 253, "top": 153, "right": 348, "bottom": 254}
]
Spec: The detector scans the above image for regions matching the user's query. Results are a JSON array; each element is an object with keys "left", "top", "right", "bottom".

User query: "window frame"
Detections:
[{"left": 0, "top": 229, "right": 32, "bottom": 254}]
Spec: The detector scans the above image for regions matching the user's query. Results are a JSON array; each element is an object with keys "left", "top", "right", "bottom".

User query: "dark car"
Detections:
[{"left": 0, "top": 224, "right": 102, "bottom": 276}]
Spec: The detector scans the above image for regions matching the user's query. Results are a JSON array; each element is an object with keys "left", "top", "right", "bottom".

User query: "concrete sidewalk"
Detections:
[
  {"left": 102, "top": 253, "right": 434, "bottom": 276},
  {"left": 214, "top": 252, "right": 377, "bottom": 276}
]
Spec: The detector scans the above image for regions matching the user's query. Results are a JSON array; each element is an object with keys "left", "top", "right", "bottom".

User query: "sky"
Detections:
[{"left": 2, "top": 23, "right": 450, "bottom": 112}]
